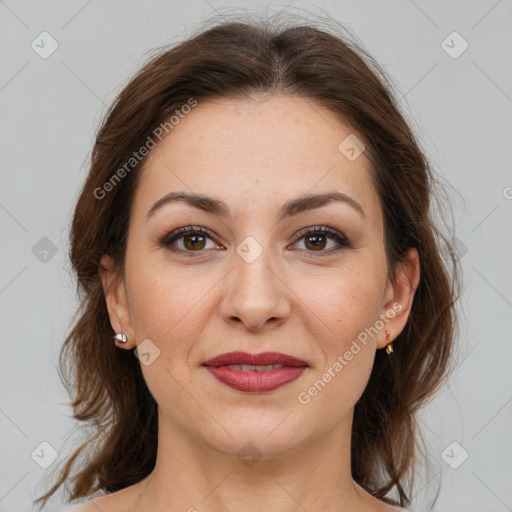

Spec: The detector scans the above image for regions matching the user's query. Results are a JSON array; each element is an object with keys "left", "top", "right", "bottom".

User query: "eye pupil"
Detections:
[
  {"left": 165, "top": 227, "right": 346, "bottom": 256},
  {"left": 185, "top": 234, "right": 206, "bottom": 250},
  {"left": 305, "top": 235, "right": 326, "bottom": 250}
]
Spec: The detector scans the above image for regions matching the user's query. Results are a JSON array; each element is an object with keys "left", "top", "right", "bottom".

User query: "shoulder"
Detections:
[
  {"left": 50, "top": 495, "right": 111, "bottom": 512},
  {"left": 51, "top": 506, "right": 90, "bottom": 512},
  {"left": 53, "top": 482, "right": 144, "bottom": 512},
  {"left": 52, "top": 501, "right": 109, "bottom": 512},
  {"left": 55, "top": 504, "right": 105, "bottom": 512}
]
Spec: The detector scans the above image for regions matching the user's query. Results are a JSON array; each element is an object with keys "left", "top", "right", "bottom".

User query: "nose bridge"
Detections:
[{"left": 220, "top": 235, "right": 290, "bottom": 329}]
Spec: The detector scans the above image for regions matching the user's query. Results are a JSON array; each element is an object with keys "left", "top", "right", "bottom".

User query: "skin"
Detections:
[{"left": 91, "top": 94, "right": 420, "bottom": 512}]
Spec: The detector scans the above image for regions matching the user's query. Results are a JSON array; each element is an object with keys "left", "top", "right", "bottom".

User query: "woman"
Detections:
[{"left": 37, "top": 12, "right": 460, "bottom": 512}]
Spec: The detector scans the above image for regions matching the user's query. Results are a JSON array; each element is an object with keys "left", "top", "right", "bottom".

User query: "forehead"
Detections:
[{"left": 133, "top": 94, "right": 381, "bottom": 223}]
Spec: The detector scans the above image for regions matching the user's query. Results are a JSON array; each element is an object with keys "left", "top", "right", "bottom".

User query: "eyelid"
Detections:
[
  {"left": 292, "top": 225, "right": 346, "bottom": 242},
  {"left": 289, "top": 225, "right": 351, "bottom": 255},
  {"left": 160, "top": 225, "right": 221, "bottom": 248},
  {"left": 160, "top": 224, "right": 351, "bottom": 255}
]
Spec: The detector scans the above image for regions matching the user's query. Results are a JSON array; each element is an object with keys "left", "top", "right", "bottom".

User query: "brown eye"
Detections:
[
  {"left": 304, "top": 234, "right": 327, "bottom": 251},
  {"left": 183, "top": 234, "right": 206, "bottom": 250},
  {"left": 161, "top": 226, "right": 220, "bottom": 255},
  {"left": 293, "top": 226, "right": 351, "bottom": 255}
]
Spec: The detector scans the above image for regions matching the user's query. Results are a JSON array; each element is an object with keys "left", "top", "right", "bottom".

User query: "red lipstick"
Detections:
[{"left": 202, "top": 351, "right": 308, "bottom": 393}]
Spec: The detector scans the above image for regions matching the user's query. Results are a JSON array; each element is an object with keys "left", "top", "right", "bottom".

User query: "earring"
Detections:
[
  {"left": 113, "top": 333, "right": 127, "bottom": 344},
  {"left": 385, "top": 330, "right": 393, "bottom": 355}
]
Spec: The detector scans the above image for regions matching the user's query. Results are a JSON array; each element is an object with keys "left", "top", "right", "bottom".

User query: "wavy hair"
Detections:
[{"left": 36, "top": 11, "right": 461, "bottom": 510}]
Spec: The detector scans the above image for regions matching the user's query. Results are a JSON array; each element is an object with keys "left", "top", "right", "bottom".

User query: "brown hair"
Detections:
[{"left": 36, "top": 11, "right": 461, "bottom": 510}]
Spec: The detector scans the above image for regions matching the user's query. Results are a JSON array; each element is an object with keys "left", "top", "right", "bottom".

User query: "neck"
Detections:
[{"left": 130, "top": 408, "right": 388, "bottom": 512}]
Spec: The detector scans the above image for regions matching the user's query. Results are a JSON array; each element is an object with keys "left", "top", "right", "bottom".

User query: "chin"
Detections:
[{"left": 201, "top": 414, "right": 308, "bottom": 458}]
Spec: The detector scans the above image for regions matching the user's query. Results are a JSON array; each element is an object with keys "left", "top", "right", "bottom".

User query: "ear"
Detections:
[
  {"left": 98, "top": 254, "right": 136, "bottom": 349},
  {"left": 377, "top": 247, "right": 421, "bottom": 350}
]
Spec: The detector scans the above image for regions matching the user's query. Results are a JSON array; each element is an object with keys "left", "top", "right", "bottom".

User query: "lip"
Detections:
[
  {"left": 202, "top": 351, "right": 308, "bottom": 367},
  {"left": 202, "top": 351, "right": 309, "bottom": 393}
]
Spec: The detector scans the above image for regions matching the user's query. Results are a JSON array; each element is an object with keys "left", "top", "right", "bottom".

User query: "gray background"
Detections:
[{"left": 1, "top": 1, "right": 511, "bottom": 511}]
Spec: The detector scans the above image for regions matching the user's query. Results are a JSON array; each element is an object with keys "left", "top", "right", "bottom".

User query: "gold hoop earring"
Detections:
[{"left": 385, "top": 330, "right": 393, "bottom": 355}]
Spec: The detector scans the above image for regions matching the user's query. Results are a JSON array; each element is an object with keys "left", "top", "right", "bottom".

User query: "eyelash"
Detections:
[{"left": 160, "top": 225, "right": 351, "bottom": 258}]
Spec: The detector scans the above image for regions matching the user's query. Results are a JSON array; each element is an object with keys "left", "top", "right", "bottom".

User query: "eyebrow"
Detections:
[{"left": 145, "top": 190, "right": 365, "bottom": 222}]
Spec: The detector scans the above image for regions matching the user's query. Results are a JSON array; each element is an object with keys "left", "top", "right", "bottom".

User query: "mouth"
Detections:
[
  {"left": 202, "top": 351, "right": 309, "bottom": 368},
  {"left": 202, "top": 351, "right": 309, "bottom": 392}
]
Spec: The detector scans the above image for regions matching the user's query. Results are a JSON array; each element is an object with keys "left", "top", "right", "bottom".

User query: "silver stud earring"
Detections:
[{"left": 113, "top": 333, "right": 127, "bottom": 344}]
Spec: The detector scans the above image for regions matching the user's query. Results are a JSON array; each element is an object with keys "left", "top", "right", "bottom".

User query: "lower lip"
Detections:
[{"left": 204, "top": 366, "right": 308, "bottom": 392}]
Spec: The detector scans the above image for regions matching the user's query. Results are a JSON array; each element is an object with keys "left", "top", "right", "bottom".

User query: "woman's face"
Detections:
[{"left": 101, "top": 94, "right": 418, "bottom": 458}]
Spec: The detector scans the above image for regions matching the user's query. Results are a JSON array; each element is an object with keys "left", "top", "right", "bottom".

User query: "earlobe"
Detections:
[
  {"left": 377, "top": 248, "right": 421, "bottom": 350},
  {"left": 98, "top": 254, "right": 135, "bottom": 349}
]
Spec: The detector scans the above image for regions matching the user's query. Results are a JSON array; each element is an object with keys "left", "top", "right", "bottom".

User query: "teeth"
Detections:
[{"left": 226, "top": 364, "right": 285, "bottom": 371}]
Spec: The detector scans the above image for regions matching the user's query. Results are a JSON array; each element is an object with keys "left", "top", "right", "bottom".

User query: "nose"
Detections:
[{"left": 219, "top": 248, "right": 291, "bottom": 332}]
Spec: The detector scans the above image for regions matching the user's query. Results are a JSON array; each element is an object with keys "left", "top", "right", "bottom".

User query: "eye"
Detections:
[
  {"left": 291, "top": 226, "right": 351, "bottom": 255},
  {"left": 160, "top": 225, "right": 221, "bottom": 255},
  {"left": 160, "top": 224, "right": 351, "bottom": 257}
]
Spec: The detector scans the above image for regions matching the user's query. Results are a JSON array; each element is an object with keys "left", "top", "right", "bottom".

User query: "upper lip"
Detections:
[{"left": 202, "top": 351, "right": 308, "bottom": 367}]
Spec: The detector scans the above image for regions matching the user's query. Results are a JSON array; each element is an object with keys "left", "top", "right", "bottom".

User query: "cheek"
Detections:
[
  {"left": 125, "top": 263, "right": 215, "bottom": 397},
  {"left": 300, "top": 264, "right": 384, "bottom": 343},
  {"left": 126, "top": 256, "right": 218, "bottom": 347},
  {"left": 297, "top": 274, "right": 379, "bottom": 419},
  {"left": 294, "top": 264, "right": 383, "bottom": 395}
]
